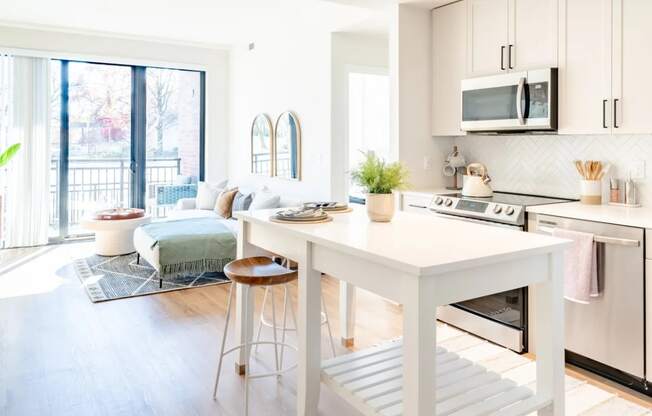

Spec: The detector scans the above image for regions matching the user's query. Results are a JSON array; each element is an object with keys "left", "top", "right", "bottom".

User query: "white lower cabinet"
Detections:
[
  {"left": 646, "top": 229, "right": 652, "bottom": 379},
  {"left": 647, "top": 258, "right": 651, "bottom": 379}
]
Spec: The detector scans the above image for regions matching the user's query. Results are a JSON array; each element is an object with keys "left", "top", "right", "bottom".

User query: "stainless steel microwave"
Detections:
[{"left": 461, "top": 68, "right": 558, "bottom": 133}]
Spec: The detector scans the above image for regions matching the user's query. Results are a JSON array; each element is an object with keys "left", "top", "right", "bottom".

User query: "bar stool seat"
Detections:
[
  {"left": 213, "top": 256, "right": 299, "bottom": 415},
  {"left": 224, "top": 256, "right": 298, "bottom": 286}
]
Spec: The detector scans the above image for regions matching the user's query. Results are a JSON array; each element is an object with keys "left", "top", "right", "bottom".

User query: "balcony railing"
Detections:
[{"left": 49, "top": 157, "right": 181, "bottom": 227}]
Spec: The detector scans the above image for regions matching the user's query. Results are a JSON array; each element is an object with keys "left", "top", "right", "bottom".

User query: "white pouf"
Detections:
[{"left": 81, "top": 215, "right": 152, "bottom": 256}]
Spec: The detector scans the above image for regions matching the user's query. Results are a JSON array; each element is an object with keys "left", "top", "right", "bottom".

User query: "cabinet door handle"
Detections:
[
  {"left": 508, "top": 44, "right": 514, "bottom": 69},
  {"left": 500, "top": 46, "right": 506, "bottom": 70},
  {"left": 408, "top": 204, "right": 427, "bottom": 209},
  {"left": 613, "top": 99, "right": 619, "bottom": 128},
  {"left": 602, "top": 99, "right": 608, "bottom": 128}
]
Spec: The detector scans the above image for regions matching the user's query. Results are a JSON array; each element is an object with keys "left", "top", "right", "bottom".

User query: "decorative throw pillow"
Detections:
[
  {"left": 214, "top": 187, "right": 239, "bottom": 218},
  {"left": 249, "top": 191, "right": 281, "bottom": 210},
  {"left": 196, "top": 180, "right": 228, "bottom": 210},
  {"left": 232, "top": 191, "right": 254, "bottom": 212}
]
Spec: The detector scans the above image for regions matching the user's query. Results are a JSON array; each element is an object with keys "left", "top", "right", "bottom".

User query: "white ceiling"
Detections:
[{"left": 0, "top": 0, "right": 391, "bottom": 47}]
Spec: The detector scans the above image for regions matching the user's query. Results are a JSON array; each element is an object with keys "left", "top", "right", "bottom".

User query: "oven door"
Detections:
[
  {"left": 461, "top": 68, "right": 557, "bottom": 132},
  {"left": 431, "top": 211, "right": 528, "bottom": 352}
]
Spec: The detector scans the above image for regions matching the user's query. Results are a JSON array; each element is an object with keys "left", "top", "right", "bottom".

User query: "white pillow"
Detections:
[
  {"left": 196, "top": 180, "right": 228, "bottom": 210},
  {"left": 249, "top": 192, "right": 281, "bottom": 210}
]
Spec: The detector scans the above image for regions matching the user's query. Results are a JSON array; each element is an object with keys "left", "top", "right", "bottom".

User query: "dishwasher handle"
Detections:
[{"left": 536, "top": 224, "right": 641, "bottom": 247}]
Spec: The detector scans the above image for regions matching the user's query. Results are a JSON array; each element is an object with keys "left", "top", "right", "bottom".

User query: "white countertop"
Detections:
[
  {"left": 235, "top": 205, "right": 569, "bottom": 276},
  {"left": 527, "top": 202, "right": 652, "bottom": 229}
]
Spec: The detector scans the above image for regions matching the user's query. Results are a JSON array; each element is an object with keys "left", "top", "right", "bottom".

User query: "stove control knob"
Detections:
[
  {"left": 493, "top": 205, "right": 503, "bottom": 214},
  {"left": 444, "top": 198, "right": 453, "bottom": 207},
  {"left": 505, "top": 206, "right": 515, "bottom": 216},
  {"left": 434, "top": 196, "right": 443, "bottom": 205}
]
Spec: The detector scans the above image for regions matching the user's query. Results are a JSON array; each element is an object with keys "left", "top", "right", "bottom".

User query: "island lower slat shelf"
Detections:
[{"left": 321, "top": 339, "right": 546, "bottom": 416}]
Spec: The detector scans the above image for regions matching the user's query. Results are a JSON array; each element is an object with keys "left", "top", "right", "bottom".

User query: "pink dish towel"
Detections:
[{"left": 552, "top": 228, "right": 599, "bottom": 304}]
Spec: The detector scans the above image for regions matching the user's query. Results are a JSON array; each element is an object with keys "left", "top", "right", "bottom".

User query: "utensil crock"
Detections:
[{"left": 580, "top": 180, "right": 602, "bottom": 205}]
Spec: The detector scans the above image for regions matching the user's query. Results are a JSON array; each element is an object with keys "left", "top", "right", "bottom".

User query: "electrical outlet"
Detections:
[
  {"left": 630, "top": 160, "right": 646, "bottom": 179},
  {"left": 423, "top": 156, "right": 432, "bottom": 170}
]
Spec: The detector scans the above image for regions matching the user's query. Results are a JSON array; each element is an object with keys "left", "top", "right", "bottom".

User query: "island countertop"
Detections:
[{"left": 234, "top": 204, "right": 570, "bottom": 276}]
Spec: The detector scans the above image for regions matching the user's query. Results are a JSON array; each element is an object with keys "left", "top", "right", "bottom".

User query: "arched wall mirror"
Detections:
[
  {"left": 274, "top": 111, "right": 301, "bottom": 180},
  {"left": 250, "top": 113, "right": 273, "bottom": 176}
]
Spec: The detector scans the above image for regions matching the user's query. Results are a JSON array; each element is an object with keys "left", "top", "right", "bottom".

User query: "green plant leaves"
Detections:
[
  {"left": 350, "top": 151, "right": 410, "bottom": 194},
  {"left": 0, "top": 143, "right": 21, "bottom": 168}
]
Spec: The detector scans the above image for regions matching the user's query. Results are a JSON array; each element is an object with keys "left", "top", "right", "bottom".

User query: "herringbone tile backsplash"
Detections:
[{"left": 453, "top": 134, "right": 652, "bottom": 205}]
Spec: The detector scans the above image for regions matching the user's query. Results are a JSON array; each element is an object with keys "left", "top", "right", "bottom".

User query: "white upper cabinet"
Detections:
[
  {"left": 611, "top": 0, "right": 652, "bottom": 133},
  {"left": 467, "top": 0, "right": 510, "bottom": 76},
  {"left": 432, "top": 1, "right": 467, "bottom": 136},
  {"left": 558, "top": 0, "right": 612, "bottom": 134},
  {"left": 511, "top": 0, "right": 558, "bottom": 70},
  {"left": 467, "top": 0, "right": 557, "bottom": 76},
  {"left": 559, "top": 0, "right": 652, "bottom": 134}
]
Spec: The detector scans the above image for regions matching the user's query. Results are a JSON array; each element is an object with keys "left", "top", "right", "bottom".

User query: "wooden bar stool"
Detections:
[
  {"left": 253, "top": 257, "right": 337, "bottom": 366},
  {"left": 212, "top": 257, "right": 298, "bottom": 415}
]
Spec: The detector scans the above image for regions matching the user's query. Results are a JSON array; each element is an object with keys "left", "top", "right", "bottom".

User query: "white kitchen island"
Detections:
[{"left": 232, "top": 206, "right": 569, "bottom": 415}]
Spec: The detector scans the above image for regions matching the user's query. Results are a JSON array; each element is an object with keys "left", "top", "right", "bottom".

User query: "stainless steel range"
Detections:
[{"left": 429, "top": 191, "right": 572, "bottom": 352}]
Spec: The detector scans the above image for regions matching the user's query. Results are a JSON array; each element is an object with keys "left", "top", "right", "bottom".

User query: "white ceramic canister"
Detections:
[{"left": 580, "top": 180, "right": 602, "bottom": 205}]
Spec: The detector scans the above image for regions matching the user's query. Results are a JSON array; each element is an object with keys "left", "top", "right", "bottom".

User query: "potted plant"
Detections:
[{"left": 351, "top": 151, "right": 409, "bottom": 222}]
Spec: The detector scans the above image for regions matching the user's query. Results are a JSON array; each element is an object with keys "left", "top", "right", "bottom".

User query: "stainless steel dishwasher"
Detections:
[{"left": 529, "top": 213, "right": 645, "bottom": 388}]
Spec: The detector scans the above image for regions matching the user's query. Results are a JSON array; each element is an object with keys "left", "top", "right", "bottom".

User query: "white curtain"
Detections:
[{"left": 4, "top": 56, "right": 51, "bottom": 247}]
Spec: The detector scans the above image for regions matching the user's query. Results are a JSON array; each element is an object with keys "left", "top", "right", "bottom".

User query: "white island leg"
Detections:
[
  {"left": 297, "top": 241, "right": 322, "bottom": 415},
  {"left": 535, "top": 252, "right": 565, "bottom": 415},
  {"left": 339, "top": 281, "right": 356, "bottom": 347},
  {"left": 234, "top": 220, "right": 255, "bottom": 374},
  {"left": 402, "top": 277, "right": 437, "bottom": 416}
]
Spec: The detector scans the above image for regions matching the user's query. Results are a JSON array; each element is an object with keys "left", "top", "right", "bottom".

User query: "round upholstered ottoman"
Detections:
[{"left": 81, "top": 209, "right": 151, "bottom": 256}]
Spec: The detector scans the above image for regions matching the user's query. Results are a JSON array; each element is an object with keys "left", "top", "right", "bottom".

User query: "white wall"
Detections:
[
  {"left": 227, "top": 26, "right": 332, "bottom": 201},
  {"left": 390, "top": 4, "right": 450, "bottom": 190},
  {"left": 330, "top": 32, "right": 389, "bottom": 201},
  {"left": 452, "top": 134, "right": 652, "bottom": 205},
  {"left": 0, "top": 24, "right": 229, "bottom": 182}
]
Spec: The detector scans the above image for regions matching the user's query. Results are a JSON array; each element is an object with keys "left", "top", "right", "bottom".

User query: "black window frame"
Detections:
[{"left": 54, "top": 59, "right": 206, "bottom": 240}]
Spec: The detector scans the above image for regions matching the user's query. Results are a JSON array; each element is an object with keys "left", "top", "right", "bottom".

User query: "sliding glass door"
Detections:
[
  {"left": 145, "top": 68, "right": 202, "bottom": 217},
  {"left": 49, "top": 60, "right": 205, "bottom": 239}
]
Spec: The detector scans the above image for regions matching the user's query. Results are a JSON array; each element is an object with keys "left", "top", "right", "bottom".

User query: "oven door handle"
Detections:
[
  {"left": 516, "top": 77, "right": 526, "bottom": 125},
  {"left": 536, "top": 225, "right": 641, "bottom": 247},
  {"left": 430, "top": 211, "right": 522, "bottom": 230}
]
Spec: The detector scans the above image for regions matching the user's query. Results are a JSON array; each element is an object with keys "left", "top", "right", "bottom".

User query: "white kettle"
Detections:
[{"left": 462, "top": 163, "right": 493, "bottom": 197}]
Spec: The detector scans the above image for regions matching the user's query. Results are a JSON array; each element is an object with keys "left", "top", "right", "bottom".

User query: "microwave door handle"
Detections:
[{"left": 516, "top": 77, "right": 526, "bottom": 125}]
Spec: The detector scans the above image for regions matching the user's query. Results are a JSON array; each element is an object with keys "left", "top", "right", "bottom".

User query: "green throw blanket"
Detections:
[{"left": 141, "top": 218, "right": 237, "bottom": 278}]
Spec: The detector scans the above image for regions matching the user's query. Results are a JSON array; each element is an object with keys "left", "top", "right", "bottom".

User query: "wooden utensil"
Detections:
[{"left": 574, "top": 160, "right": 605, "bottom": 180}]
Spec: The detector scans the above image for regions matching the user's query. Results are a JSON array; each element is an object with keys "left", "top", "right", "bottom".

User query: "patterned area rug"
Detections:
[{"left": 73, "top": 252, "right": 230, "bottom": 302}]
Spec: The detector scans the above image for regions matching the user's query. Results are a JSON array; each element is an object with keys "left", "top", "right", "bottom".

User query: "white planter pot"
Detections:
[{"left": 366, "top": 193, "right": 395, "bottom": 222}]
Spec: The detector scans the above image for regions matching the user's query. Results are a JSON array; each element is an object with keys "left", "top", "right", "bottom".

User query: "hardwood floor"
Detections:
[{"left": 0, "top": 242, "right": 650, "bottom": 415}]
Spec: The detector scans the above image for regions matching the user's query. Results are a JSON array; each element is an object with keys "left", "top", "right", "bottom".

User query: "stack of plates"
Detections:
[
  {"left": 271, "top": 207, "right": 330, "bottom": 223},
  {"left": 303, "top": 202, "right": 350, "bottom": 213}
]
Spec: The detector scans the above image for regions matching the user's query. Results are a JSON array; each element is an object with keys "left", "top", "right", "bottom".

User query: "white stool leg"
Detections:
[
  {"left": 244, "top": 286, "right": 251, "bottom": 416},
  {"left": 213, "top": 283, "right": 235, "bottom": 399},
  {"left": 270, "top": 286, "right": 280, "bottom": 373},
  {"left": 279, "top": 284, "right": 290, "bottom": 370},
  {"left": 254, "top": 286, "right": 269, "bottom": 353},
  {"left": 321, "top": 290, "right": 337, "bottom": 358}
]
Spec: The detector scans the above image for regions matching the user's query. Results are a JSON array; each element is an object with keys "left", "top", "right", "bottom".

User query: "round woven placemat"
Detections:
[{"left": 269, "top": 215, "right": 333, "bottom": 225}]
